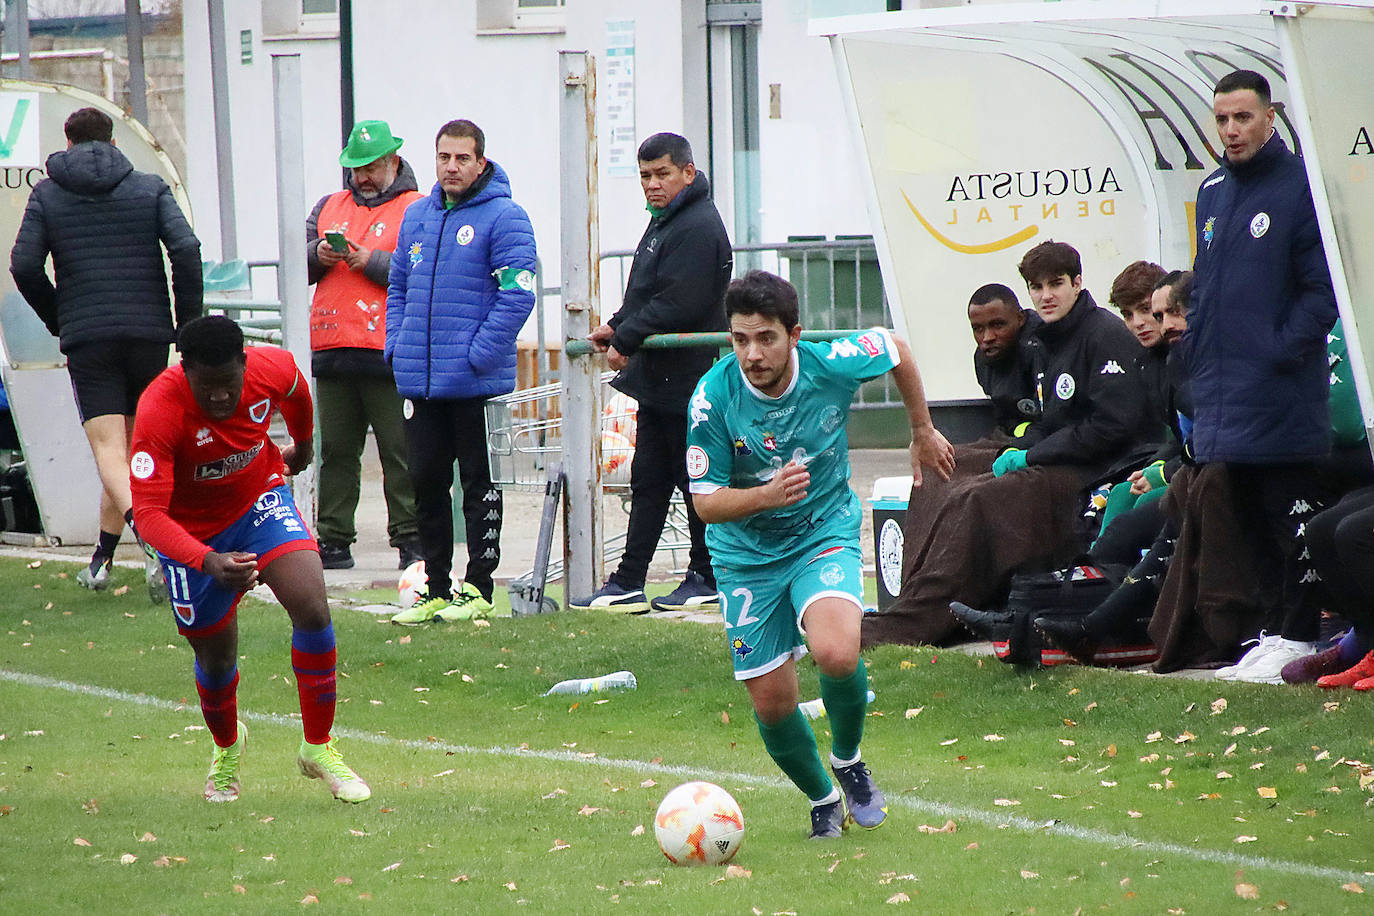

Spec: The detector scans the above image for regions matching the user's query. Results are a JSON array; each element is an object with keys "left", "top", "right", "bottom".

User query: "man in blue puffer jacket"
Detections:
[
  {"left": 1185, "top": 69, "right": 1338, "bottom": 684},
  {"left": 386, "top": 119, "right": 536, "bottom": 624}
]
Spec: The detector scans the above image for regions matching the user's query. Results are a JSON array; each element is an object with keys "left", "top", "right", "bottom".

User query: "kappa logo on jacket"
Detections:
[{"left": 1099, "top": 360, "right": 1124, "bottom": 375}]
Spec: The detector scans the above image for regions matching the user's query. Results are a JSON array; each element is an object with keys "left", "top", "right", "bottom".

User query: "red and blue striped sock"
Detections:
[
  {"left": 292, "top": 623, "right": 337, "bottom": 745},
  {"left": 194, "top": 661, "right": 239, "bottom": 748}
]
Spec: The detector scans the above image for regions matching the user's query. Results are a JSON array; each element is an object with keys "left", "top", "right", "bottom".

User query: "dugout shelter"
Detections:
[{"left": 816, "top": 0, "right": 1374, "bottom": 446}]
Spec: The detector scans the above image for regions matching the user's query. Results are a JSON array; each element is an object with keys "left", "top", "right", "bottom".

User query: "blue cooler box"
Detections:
[{"left": 869, "top": 476, "right": 912, "bottom": 611}]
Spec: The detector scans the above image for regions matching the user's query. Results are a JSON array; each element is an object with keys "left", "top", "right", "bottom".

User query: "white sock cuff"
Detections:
[
  {"left": 810, "top": 787, "right": 841, "bottom": 807},
  {"left": 831, "top": 750, "right": 861, "bottom": 769}
]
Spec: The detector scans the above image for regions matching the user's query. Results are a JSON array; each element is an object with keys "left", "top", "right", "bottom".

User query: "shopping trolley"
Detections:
[{"left": 485, "top": 372, "right": 694, "bottom": 613}]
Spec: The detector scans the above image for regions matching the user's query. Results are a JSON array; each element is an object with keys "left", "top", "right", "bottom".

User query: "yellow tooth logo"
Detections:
[{"left": 901, "top": 190, "right": 1040, "bottom": 255}]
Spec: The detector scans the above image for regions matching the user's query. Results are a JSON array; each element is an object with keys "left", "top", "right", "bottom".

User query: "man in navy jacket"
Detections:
[
  {"left": 386, "top": 119, "right": 536, "bottom": 624},
  {"left": 1186, "top": 70, "right": 1338, "bottom": 684}
]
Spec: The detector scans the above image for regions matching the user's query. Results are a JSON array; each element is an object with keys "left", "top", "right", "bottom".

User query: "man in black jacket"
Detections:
[
  {"left": 576, "top": 132, "right": 732, "bottom": 613},
  {"left": 968, "top": 283, "right": 1040, "bottom": 437},
  {"left": 10, "top": 106, "right": 201, "bottom": 598}
]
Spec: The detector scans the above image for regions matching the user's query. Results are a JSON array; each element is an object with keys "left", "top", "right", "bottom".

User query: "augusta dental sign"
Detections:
[{"left": 820, "top": 0, "right": 1374, "bottom": 420}]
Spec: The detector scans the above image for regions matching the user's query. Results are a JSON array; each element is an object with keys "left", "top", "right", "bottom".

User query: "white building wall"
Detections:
[{"left": 182, "top": 2, "right": 879, "bottom": 327}]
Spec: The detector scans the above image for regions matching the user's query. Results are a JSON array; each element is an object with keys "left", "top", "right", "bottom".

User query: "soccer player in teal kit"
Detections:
[{"left": 687, "top": 270, "right": 954, "bottom": 837}]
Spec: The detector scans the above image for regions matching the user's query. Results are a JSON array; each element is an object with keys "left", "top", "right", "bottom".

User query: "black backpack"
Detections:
[{"left": 991, "top": 561, "right": 1159, "bottom": 668}]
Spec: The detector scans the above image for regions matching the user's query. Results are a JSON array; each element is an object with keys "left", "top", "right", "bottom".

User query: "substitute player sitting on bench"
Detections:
[
  {"left": 686, "top": 270, "right": 954, "bottom": 838},
  {"left": 129, "top": 316, "right": 369, "bottom": 804}
]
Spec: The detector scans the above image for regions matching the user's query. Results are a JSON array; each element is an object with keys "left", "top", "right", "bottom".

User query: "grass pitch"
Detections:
[{"left": 1, "top": 556, "right": 1372, "bottom": 913}]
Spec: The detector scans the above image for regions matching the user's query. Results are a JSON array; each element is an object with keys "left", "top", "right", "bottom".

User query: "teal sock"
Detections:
[
  {"left": 818, "top": 657, "right": 869, "bottom": 763},
  {"left": 757, "top": 708, "right": 833, "bottom": 802}
]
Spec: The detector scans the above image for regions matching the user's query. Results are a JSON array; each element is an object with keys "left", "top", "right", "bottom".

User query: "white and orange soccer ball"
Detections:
[
  {"left": 397, "top": 559, "right": 427, "bottom": 609},
  {"left": 653, "top": 781, "right": 745, "bottom": 866},
  {"left": 601, "top": 430, "right": 634, "bottom": 486}
]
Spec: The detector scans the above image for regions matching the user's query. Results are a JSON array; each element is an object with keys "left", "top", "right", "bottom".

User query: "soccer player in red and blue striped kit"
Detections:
[{"left": 130, "top": 315, "right": 369, "bottom": 803}]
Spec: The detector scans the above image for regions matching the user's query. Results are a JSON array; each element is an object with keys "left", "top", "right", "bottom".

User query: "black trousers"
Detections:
[
  {"left": 1226, "top": 463, "right": 1331, "bottom": 642},
  {"left": 612, "top": 404, "right": 712, "bottom": 589},
  {"left": 1305, "top": 484, "right": 1374, "bottom": 628},
  {"left": 403, "top": 396, "right": 501, "bottom": 602}
]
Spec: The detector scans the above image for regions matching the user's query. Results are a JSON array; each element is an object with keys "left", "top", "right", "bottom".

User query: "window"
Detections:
[
  {"left": 477, "top": 0, "right": 566, "bottom": 33},
  {"left": 302, "top": 0, "right": 338, "bottom": 13}
]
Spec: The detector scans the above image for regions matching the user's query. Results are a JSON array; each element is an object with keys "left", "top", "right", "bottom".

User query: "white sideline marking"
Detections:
[{"left": 3, "top": 667, "right": 1369, "bottom": 885}]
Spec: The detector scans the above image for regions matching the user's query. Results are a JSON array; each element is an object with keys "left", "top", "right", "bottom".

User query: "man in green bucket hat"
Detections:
[{"left": 306, "top": 119, "right": 423, "bottom": 571}]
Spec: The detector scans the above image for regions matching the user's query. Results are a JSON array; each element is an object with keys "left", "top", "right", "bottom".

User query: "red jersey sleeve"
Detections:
[
  {"left": 267, "top": 347, "right": 314, "bottom": 447},
  {"left": 130, "top": 371, "right": 215, "bottom": 570}
]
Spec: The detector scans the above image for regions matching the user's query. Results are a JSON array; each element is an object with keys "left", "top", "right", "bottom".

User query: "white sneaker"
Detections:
[
  {"left": 1216, "top": 633, "right": 1280, "bottom": 680},
  {"left": 1230, "top": 638, "right": 1317, "bottom": 685}
]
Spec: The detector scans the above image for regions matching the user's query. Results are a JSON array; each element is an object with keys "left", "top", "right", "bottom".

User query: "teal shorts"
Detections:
[{"left": 718, "top": 544, "right": 864, "bottom": 680}]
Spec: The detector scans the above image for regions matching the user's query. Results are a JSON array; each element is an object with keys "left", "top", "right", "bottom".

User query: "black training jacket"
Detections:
[
  {"left": 973, "top": 309, "right": 1042, "bottom": 435},
  {"left": 10, "top": 141, "right": 202, "bottom": 353},
  {"left": 1020, "top": 289, "right": 1160, "bottom": 478},
  {"left": 609, "top": 171, "right": 732, "bottom": 414}
]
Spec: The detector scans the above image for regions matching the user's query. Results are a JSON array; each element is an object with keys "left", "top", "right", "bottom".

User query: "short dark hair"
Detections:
[
  {"left": 435, "top": 119, "right": 485, "bottom": 160},
  {"left": 725, "top": 270, "right": 800, "bottom": 331},
  {"left": 1017, "top": 240, "right": 1082, "bottom": 286},
  {"left": 64, "top": 107, "right": 113, "bottom": 144},
  {"left": 637, "top": 132, "right": 693, "bottom": 168},
  {"left": 1214, "top": 69, "right": 1271, "bottom": 106},
  {"left": 1109, "top": 260, "right": 1167, "bottom": 311},
  {"left": 968, "top": 283, "right": 1021, "bottom": 312},
  {"left": 1166, "top": 271, "right": 1194, "bottom": 315},
  {"left": 178, "top": 316, "right": 245, "bottom": 369}
]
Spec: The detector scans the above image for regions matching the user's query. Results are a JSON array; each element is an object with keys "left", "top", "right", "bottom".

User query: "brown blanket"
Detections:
[
  {"left": 861, "top": 439, "right": 1091, "bottom": 647},
  {"left": 1147, "top": 463, "right": 1274, "bottom": 672}
]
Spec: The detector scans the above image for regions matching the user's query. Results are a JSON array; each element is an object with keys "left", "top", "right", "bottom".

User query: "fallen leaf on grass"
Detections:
[
  {"left": 1315, "top": 749, "right": 1331, "bottom": 762},
  {"left": 1210, "top": 698, "right": 1228, "bottom": 715},
  {"left": 120, "top": 854, "right": 137, "bottom": 865},
  {"left": 348, "top": 829, "right": 367, "bottom": 837},
  {"left": 301, "top": 894, "right": 319, "bottom": 905},
  {"left": 1235, "top": 835, "right": 1258, "bottom": 844},
  {"left": 1174, "top": 731, "right": 1196, "bottom": 744},
  {"left": 1342, "top": 882, "right": 1364, "bottom": 894},
  {"left": 550, "top": 839, "right": 570, "bottom": 851},
  {"left": 152, "top": 856, "right": 173, "bottom": 867},
  {"left": 139, "top": 832, "right": 157, "bottom": 842},
  {"left": 905, "top": 707, "right": 923, "bottom": 719},
  {"left": 1145, "top": 731, "right": 1163, "bottom": 743},
  {"left": 964, "top": 842, "right": 979, "bottom": 851},
  {"left": 917, "top": 820, "right": 956, "bottom": 834},
  {"left": 724, "top": 864, "right": 750, "bottom": 879},
  {"left": 542, "top": 788, "right": 567, "bottom": 799},
  {"left": 886, "top": 893, "right": 911, "bottom": 903},
  {"left": 73, "top": 837, "right": 91, "bottom": 847},
  {"left": 940, "top": 738, "right": 958, "bottom": 746},
  {"left": 27, "top": 560, "right": 40, "bottom": 568},
  {"left": 451, "top": 875, "right": 469, "bottom": 883},
  {"left": 1216, "top": 771, "right": 1234, "bottom": 780},
  {"left": 993, "top": 799, "right": 1020, "bottom": 807},
  {"left": 1235, "top": 883, "right": 1259, "bottom": 899},
  {"left": 578, "top": 805, "right": 601, "bottom": 816},
  {"left": 640, "top": 779, "right": 656, "bottom": 788},
  {"left": 1257, "top": 787, "right": 1277, "bottom": 799},
  {"left": 233, "top": 885, "right": 246, "bottom": 894},
  {"left": 334, "top": 876, "right": 353, "bottom": 885},
  {"left": 1020, "top": 870, "right": 1039, "bottom": 879},
  {"left": 1127, "top": 810, "right": 1143, "bottom": 818},
  {"left": 381, "top": 862, "right": 401, "bottom": 872},
  {"left": 82, "top": 799, "right": 99, "bottom": 815},
  {"left": 983, "top": 734, "right": 1004, "bottom": 742},
  {"left": 630, "top": 825, "right": 645, "bottom": 836},
  {"left": 721, "top": 711, "right": 730, "bottom": 724},
  {"left": 398, "top": 635, "right": 412, "bottom": 645}
]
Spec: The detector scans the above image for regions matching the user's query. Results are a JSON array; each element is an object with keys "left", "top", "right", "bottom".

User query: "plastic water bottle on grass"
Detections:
[
  {"left": 799, "top": 690, "right": 876, "bottom": 719},
  {"left": 544, "top": 670, "right": 637, "bottom": 696}
]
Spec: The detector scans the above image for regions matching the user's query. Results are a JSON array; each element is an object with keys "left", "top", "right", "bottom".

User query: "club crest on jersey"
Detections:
[
  {"left": 456, "top": 224, "right": 475, "bottom": 246},
  {"left": 1250, "top": 212, "right": 1270, "bottom": 238},
  {"left": 762, "top": 432, "right": 777, "bottom": 451},
  {"left": 732, "top": 435, "right": 753, "bottom": 456},
  {"left": 1055, "top": 373, "right": 1076, "bottom": 400},
  {"left": 249, "top": 398, "right": 271, "bottom": 423},
  {"left": 195, "top": 427, "right": 213, "bottom": 447},
  {"left": 731, "top": 637, "right": 754, "bottom": 659},
  {"left": 1202, "top": 215, "right": 1216, "bottom": 249},
  {"left": 254, "top": 489, "right": 283, "bottom": 512}
]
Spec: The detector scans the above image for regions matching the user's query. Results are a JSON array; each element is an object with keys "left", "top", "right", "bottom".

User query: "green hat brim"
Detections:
[{"left": 339, "top": 136, "right": 403, "bottom": 169}]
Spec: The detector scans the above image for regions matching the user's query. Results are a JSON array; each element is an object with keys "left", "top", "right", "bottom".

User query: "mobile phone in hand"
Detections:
[{"left": 324, "top": 231, "right": 349, "bottom": 253}]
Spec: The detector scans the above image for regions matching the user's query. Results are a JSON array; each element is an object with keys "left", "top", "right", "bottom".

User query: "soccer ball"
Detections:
[
  {"left": 397, "top": 560, "right": 427, "bottom": 609},
  {"left": 601, "top": 430, "right": 634, "bottom": 486},
  {"left": 653, "top": 781, "right": 744, "bottom": 866}
]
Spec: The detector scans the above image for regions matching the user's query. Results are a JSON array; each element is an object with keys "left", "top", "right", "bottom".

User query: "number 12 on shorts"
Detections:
[{"left": 727, "top": 587, "right": 758, "bottom": 628}]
